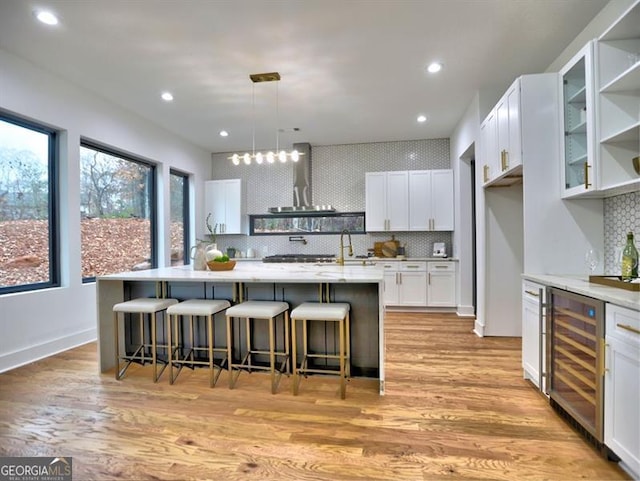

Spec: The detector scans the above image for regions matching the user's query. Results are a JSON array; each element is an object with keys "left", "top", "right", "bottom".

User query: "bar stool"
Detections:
[
  {"left": 166, "top": 299, "right": 231, "bottom": 387},
  {"left": 290, "top": 302, "right": 351, "bottom": 399},
  {"left": 225, "top": 301, "right": 290, "bottom": 394},
  {"left": 113, "top": 297, "right": 178, "bottom": 382}
]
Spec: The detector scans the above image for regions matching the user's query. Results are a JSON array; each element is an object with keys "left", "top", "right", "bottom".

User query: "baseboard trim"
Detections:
[
  {"left": 0, "top": 328, "right": 96, "bottom": 373},
  {"left": 456, "top": 305, "right": 475, "bottom": 317},
  {"left": 384, "top": 306, "right": 457, "bottom": 313},
  {"left": 473, "top": 319, "right": 485, "bottom": 337}
]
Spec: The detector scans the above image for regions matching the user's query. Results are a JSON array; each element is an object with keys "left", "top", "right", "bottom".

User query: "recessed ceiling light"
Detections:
[
  {"left": 35, "top": 10, "right": 59, "bottom": 26},
  {"left": 219, "top": 130, "right": 229, "bottom": 137},
  {"left": 161, "top": 92, "right": 174, "bottom": 102},
  {"left": 426, "top": 62, "right": 443, "bottom": 74},
  {"left": 417, "top": 115, "right": 428, "bottom": 123}
]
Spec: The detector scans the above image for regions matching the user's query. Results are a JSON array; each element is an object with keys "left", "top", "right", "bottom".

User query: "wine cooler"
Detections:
[{"left": 548, "top": 288, "right": 605, "bottom": 445}]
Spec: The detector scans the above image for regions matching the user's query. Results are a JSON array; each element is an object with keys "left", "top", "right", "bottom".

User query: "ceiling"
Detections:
[{"left": 0, "top": 0, "right": 609, "bottom": 154}]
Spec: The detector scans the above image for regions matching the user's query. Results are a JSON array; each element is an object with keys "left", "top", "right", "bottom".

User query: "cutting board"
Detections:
[{"left": 375, "top": 236, "right": 399, "bottom": 257}]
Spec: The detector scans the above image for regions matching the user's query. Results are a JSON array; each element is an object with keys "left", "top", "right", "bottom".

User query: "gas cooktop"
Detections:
[{"left": 262, "top": 254, "right": 336, "bottom": 263}]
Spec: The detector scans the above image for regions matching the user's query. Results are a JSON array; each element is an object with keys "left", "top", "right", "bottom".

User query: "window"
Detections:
[
  {"left": 249, "top": 212, "right": 366, "bottom": 235},
  {"left": 80, "top": 142, "right": 155, "bottom": 281},
  {"left": 170, "top": 170, "right": 189, "bottom": 266},
  {"left": 0, "top": 112, "right": 58, "bottom": 294}
]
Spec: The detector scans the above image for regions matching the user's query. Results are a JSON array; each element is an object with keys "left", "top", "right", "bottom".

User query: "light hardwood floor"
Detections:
[{"left": 0, "top": 312, "right": 629, "bottom": 480}]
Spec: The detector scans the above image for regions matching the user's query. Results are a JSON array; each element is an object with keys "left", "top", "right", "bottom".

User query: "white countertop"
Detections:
[
  {"left": 99, "top": 262, "right": 384, "bottom": 284},
  {"left": 523, "top": 274, "right": 640, "bottom": 311},
  {"left": 235, "top": 257, "right": 459, "bottom": 262}
]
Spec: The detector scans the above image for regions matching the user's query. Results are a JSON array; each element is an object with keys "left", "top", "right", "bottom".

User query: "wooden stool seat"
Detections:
[
  {"left": 290, "top": 302, "right": 351, "bottom": 399},
  {"left": 226, "top": 301, "right": 290, "bottom": 394},
  {"left": 166, "top": 299, "right": 231, "bottom": 387},
  {"left": 113, "top": 297, "right": 178, "bottom": 382}
]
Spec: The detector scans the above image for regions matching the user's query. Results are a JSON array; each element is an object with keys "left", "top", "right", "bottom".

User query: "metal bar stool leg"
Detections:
[
  {"left": 339, "top": 317, "right": 346, "bottom": 400},
  {"left": 114, "top": 311, "right": 120, "bottom": 380},
  {"left": 168, "top": 313, "right": 174, "bottom": 384},
  {"left": 291, "top": 315, "right": 298, "bottom": 395},
  {"left": 269, "top": 316, "right": 276, "bottom": 394}
]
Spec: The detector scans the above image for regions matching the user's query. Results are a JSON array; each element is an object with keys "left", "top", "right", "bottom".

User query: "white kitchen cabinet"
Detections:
[
  {"left": 604, "top": 303, "right": 640, "bottom": 479},
  {"left": 382, "top": 265, "right": 400, "bottom": 305},
  {"left": 427, "top": 261, "right": 456, "bottom": 307},
  {"left": 380, "top": 261, "right": 427, "bottom": 307},
  {"left": 521, "top": 281, "right": 546, "bottom": 392},
  {"left": 481, "top": 78, "right": 523, "bottom": 187},
  {"left": 480, "top": 110, "right": 497, "bottom": 184},
  {"left": 596, "top": 0, "right": 640, "bottom": 196},
  {"left": 365, "top": 171, "right": 409, "bottom": 231},
  {"left": 408, "top": 170, "right": 454, "bottom": 231},
  {"left": 560, "top": 41, "right": 598, "bottom": 198},
  {"left": 204, "top": 179, "right": 246, "bottom": 235},
  {"left": 497, "top": 80, "right": 522, "bottom": 174}
]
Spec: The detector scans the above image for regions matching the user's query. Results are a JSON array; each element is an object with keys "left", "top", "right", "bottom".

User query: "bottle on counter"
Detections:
[{"left": 621, "top": 231, "right": 638, "bottom": 280}]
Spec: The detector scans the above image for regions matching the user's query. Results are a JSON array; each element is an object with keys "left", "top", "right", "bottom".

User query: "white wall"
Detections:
[
  {"left": 450, "top": 93, "right": 480, "bottom": 317},
  {"left": 0, "top": 48, "right": 211, "bottom": 372},
  {"left": 546, "top": 0, "right": 636, "bottom": 73}
]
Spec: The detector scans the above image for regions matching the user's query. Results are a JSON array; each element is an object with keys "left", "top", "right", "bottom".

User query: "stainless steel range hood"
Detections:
[{"left": 268, "top": 142, "right": 336, "bottom": 213}]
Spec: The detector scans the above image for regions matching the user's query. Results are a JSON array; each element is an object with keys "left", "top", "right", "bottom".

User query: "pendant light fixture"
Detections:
[{"left": 229, "top": 72, "right": 302, "bottom": 166}]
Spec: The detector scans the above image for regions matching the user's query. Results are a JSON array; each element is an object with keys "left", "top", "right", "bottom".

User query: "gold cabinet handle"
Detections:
[
  {"left": 501, "top": 150, "right": 508, "bottom": 171},
  {"left": 601, "top": 339, "right": 608, "bottom": 376},
  {"left": 428, "top": 273, "right": 431, "bottom": 285},
  {"left": 617, "top": 323, "right": 640, "bottom": 335},
  {"left": 525, "top": 290, "right": 540, "bottom": 297},
  {"left": 483, "top": 164, "right": 489, "bottom": 183},
  {"left": 584, "top": 163, "right": 591, "bottom": 189}
]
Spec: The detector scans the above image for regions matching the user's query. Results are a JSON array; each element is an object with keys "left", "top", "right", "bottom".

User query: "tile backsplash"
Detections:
[
  {"left": 211, "top": 139, "right": 452, "bottom": 258},
  {"left": 604, "top": 191, "right": 639, "bottom": 274}
]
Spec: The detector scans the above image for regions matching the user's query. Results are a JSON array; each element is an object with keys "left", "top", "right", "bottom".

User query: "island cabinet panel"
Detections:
[{"left": 96, "top": 264, "right": 385, "bottom": 390}]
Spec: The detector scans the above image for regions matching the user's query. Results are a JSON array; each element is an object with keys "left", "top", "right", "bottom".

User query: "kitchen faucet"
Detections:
[{"left": 337, "top": 229, "right": 353, "bottom": 266}]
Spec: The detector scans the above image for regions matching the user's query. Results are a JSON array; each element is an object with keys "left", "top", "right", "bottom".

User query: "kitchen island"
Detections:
[{"left": 96, "top": 262, "right": 385, "bottom": 393}]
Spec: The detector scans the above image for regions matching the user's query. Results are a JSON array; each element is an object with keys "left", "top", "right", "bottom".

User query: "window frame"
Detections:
[
  {"left": 0, "top": 110, "right": 59, "bottom": 295},
  {"left": 169, "top": 169, "right": 190, "bottom": 266},
  {"left": 79, "top": 139, "right": 157, "bottom": 283}
]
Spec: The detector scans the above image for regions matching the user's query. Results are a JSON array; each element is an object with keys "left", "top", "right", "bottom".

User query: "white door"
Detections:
[
  {"left": 204, "top": 180, "right": 226, "bottom": 235},
  {"left": 480, "top": 111, "right": 497, "bottom": 183},
  {"left": 365, "top": 172, "right": 387, "bottom": 231},
  {"left": 604, "top": 336, "right": 640, "bottom": 476},
  {"left": 427, "top": 271, "right": 455, "bottom": 306},
  {"left": 383, "top": 270, "right": 399, "bottom": 305},
  {"left": 408, "top": 170, "right": 431, "bottom": 231},
  {"left": 497, "top": 96, "right": 509, "bottom": 176},
  {"left": 398, "top": 271, "right": 427, "bottom": 306},
  {"left": 385, "top": 171, "right": 409, "bottom": 231},
  {"left": 223, "top": 179, "right": 242, "bottom": 234},
  {"left": 522, "top": 293, "right": 540, "bottom": 388},
  {"left": 506, "top": 83, "right": 522, "bottom": 170},
  {"left": 430, "top": 170, "right": 454, "bottom": 231}
]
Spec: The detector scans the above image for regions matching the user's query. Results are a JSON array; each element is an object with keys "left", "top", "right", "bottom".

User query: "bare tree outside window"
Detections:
[
  {"left": 0, "top": 115, "right": 57, "bottom": 293},
  {"left": 170, "top": 170, "right": 189, "bottom": 266},
  {"left": 80, "top": 143, "right": 154, "bottom": 280}
]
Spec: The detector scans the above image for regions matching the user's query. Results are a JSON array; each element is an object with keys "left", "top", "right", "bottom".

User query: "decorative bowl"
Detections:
[{"left": 207, "top": 260, "right": 236, "bottom": 271}]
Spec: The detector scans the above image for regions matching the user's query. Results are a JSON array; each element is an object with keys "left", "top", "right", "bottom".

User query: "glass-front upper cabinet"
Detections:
[{"left": 560, "top": 41, "right": 597, "bottom": 198}]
